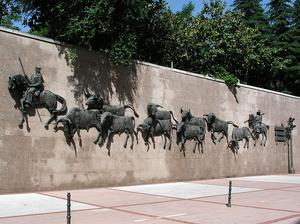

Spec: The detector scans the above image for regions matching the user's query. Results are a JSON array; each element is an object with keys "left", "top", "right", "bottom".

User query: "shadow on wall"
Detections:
[{"left": 56, "top": 46, "right": 139, "bottom": 106}]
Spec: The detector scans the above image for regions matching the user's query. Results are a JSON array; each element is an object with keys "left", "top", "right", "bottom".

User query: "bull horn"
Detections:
[
  {"left": 83, "top": 88, "right": 92, "bottom": 98},
  {"left": 188, "top": 109, "right": 191, "bottom": 113},
  {"left": 156, "top": 104, "right": 163, "bottom": 108},
  {"left": 203, "top": 114, "right": 208, "bottom": 116},
  {"left": 57, "top": 117, "right": 71, "bottom": 124},
  {"left": 180, "top": 107, "right": 183, "bottom": 113},
  {"left": 65, "top": 118, "right": 71, "bottom": 124}
]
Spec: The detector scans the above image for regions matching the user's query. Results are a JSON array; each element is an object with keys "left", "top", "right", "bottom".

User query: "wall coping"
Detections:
[{"left": 1, "top": 26, "right": 299, "bottom": 100}]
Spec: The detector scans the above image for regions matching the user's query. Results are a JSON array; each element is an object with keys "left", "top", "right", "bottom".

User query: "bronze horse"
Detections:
[
  {"left": 8, "top": 74, "right": 67, "bottom": 129},
  {"left": 245, "top": 114, "right": 269, "bottom": 146}
]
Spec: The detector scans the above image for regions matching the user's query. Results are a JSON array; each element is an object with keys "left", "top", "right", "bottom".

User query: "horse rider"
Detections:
[
  {"left": 24, "top": 66, "right": 44, "bottom": 107},
  {"left": 253, "top": 110, "right": 264, "bottom": 133}
]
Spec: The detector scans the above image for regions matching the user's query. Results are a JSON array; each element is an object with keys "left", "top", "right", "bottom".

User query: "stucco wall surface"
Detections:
[{"left": 0, "top": 27, "right": 299, "bottom": 194}]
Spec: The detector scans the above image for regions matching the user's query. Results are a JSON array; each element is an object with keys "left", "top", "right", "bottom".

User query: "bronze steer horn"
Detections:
[{"left": 83, "top": 88, "right": 92, "bottom": 98}]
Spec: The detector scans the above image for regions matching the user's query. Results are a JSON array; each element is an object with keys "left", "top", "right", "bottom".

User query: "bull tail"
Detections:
[
  {"left": 227, "top": 121, "right": 238, "bottom": 128},
  {"left": 53, "top": 94, "right": 67, "bottom": 115},
  {"left": 169, "top": 111, "right": 178, "bottom": 124},
  {"left": 124, "top": 104, "right": 139, "bottom": 118}
]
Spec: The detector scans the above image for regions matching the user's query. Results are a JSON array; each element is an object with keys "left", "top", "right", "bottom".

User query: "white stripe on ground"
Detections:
[{"left": 0, "top": 193, "right": 97, "bottom": 218}]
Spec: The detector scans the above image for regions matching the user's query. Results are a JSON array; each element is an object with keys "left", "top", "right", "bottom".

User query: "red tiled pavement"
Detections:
[{"left": 0, "top": 174, "right": 299, "bottom": 224}]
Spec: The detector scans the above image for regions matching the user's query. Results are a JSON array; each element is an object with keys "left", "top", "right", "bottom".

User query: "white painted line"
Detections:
[
  {"left": 157, "top": 213, "right": 187, "bottom": 219},
  {"left": 164, "top": 213, "right": 187, "bottom": 218},
  {"left": 134, "top": 219, "right": 148, "bottom": 222}
]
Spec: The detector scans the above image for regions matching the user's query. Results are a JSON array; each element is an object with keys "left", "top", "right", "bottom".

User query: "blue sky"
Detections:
[{"left": 165, "top": 0, "right": 270, "bottom": 14}]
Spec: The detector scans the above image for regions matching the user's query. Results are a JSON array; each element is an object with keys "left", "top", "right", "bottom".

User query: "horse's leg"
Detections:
[
  {"left": 253, "top": 132, "right": 257, "bottom": 146},
  {"left": 263, "top": 132, "right": 267, "bottom": 146},
  {"left": 260, "top": 133, "right": 264, "bottom": 146},
  {"left": 45, "top": 112, "right": 56, "bottom": 130},
  {"left": 18, "top": 100, "right": 27, "bottom": 128}
]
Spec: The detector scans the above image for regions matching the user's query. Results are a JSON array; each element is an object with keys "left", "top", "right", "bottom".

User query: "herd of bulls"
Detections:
[
  {"left": 8, "top": 74, "right": 269, "bottom": 157},
  {"left": 54, "top": 90, "right": 269, "bottom": 156}
]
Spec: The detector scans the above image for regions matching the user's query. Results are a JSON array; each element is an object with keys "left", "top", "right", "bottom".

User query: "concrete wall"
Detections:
[{"left": 0, "top": 27, "right": 299, "bottom": 194}]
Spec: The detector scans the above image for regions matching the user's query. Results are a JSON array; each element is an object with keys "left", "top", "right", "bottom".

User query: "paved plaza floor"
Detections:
[{"left": 0, "top": 174, "right": 299, "bottom": 224}]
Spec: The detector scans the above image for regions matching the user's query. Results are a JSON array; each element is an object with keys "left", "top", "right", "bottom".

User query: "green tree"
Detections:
[
  {"left": 285, "top": 0, "right": 300, "bottom": 95},
  {"left": 19, "top": 0, "right": 167, "bottom": 65},
  {"left": 267, "top": 0, "right": 294, "bottom": 92},
  {"left": 0, "top": 0, "right": 21, "bottom": 29},
  {"left": 188, "top": 0, "right": 288, "bottom": 89},
  {"left": 232, "top": 0, "right": 270, "bottom": 34}
]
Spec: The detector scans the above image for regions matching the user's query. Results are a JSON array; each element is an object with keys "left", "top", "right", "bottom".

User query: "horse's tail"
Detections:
[
  {"left": 124, "top": 104, "right": 139, "bottom": 118},
  {"left": 53, "top": 94, "right": 67, "bottom": 115},
  {"left": 227, "top": 121, "right": 238, "bottom": 128}
]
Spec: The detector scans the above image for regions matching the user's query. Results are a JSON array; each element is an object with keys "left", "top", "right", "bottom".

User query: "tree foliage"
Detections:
[
  {"left": 233, "top": 0, "right": 270, "bottom": 34},
  {"left": 0, "top": 0, "right": 21, "bottom": 29},
  {"left": 4, "top": 0, "right": 300, "bottom": 96}
]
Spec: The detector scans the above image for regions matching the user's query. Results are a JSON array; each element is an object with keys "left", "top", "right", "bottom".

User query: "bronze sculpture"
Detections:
[
  {"left": 244, "top": 110, "right": 269, "bottom": 146},
  {"left": 203, "top": 113, "right": 238, "bottom": 144},
  {"left": 8, "top": 68, "right": 67, "bottom": 129}
]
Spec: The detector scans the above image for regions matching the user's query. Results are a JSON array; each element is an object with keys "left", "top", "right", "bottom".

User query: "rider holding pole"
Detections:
[{"left": 24, "top": 67, "right": 44, "bottom": 107}]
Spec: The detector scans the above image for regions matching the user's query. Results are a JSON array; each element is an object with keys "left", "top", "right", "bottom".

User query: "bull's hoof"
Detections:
[
  {"left": 93, "top": 140, "right": 98, "bottom": 145},
  {"left": 18, "top": 123, "right": 23, "bottom": 129},
  {"left": 44, "top": 124, "right": 49, "bottom": 130}
]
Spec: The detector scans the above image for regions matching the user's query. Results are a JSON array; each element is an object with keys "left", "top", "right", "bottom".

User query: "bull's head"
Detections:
[
  {"left": 137, "top": 123, "right": 150, "bottom": 144},
  {"left": 147, "top": 103, "right": 163, "bottom": 117},
  {"left": 203, "top": 113, "right": 215, "bottom": 124},
  {"left": 181, "top": 108, "right": 192, "bottom": 122},
  {"left": 175, "top": 122, "right": 185, "bottom": 145},
  {"left": 55, "top": 117, "right": 73, "bottom": 145},
  {"left": 228, "top": 140, "right": 239, "bottom": 155},
  {"left": 8, "top": 75, "right": 21, "bottom": 90},
  {"left": 83, "top": 89, "right": 104, "bottom": 110},
  {"left": 100, "top": 112, "right": 114, "bottom": 128}
]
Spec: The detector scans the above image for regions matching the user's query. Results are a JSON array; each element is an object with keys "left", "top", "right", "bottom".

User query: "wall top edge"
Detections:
[
  {"left": 1, "top": 26, "right": 299, "bottom": 101},
  {"left": 0, "top": 26, "right": 65, "bottom": 45},
  {"left": 135, "top": 62, "right": 300, "bottom": 100}
]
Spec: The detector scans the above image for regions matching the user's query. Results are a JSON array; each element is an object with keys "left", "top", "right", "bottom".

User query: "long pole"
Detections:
[
  {"left": 226, "top": 181, "right": 232, "bottom": 207},
  {"left": 18, "top": 57, "right": 26, "bottom": 76},
  {"left": 289, "top": 136, "right": 295, "bottom": 174},
  {"left": 67, "top": 193, "right": 71, "bottom": 224}
]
